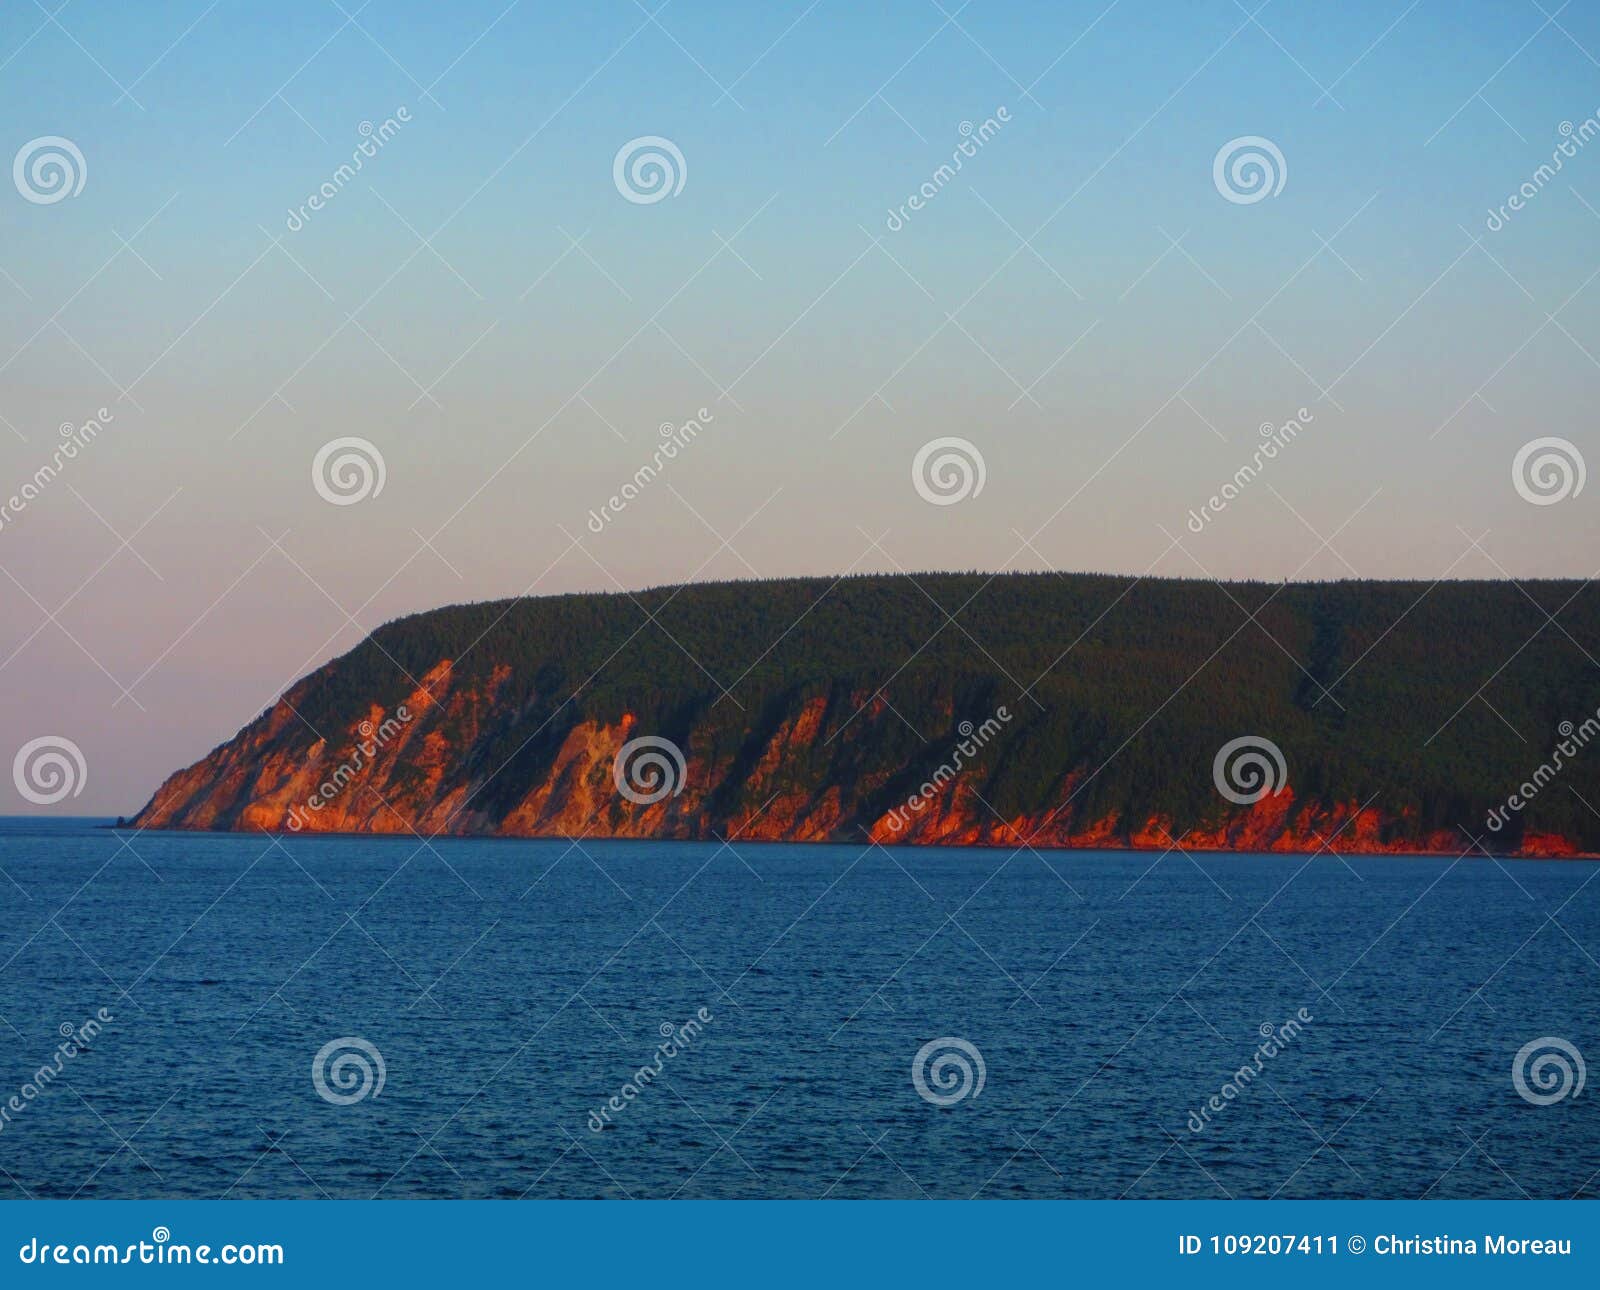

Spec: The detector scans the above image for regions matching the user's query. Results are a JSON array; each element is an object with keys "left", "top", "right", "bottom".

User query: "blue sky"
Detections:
[{"left": 2, "top": 0, "right": 1598, "bottom": 809}]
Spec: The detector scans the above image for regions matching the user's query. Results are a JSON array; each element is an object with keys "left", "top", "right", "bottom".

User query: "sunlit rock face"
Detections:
[{"left": 129, "top": 574, "right": 1600, "bottom": 858}]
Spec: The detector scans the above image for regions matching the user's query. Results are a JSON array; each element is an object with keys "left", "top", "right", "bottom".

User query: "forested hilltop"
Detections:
[{"left": 130, "top": 573, "right": 1600, "bottom": 856}]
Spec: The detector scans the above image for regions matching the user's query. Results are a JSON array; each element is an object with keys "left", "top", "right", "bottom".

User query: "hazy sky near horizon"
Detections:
[{"left": 2, "top": 0, "right": 1598, "bottom": 811}]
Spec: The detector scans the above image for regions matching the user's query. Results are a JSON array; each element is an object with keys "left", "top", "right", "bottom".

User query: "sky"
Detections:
[{"left": 1, "top": 0, "right": 1597, "bottom": 813}]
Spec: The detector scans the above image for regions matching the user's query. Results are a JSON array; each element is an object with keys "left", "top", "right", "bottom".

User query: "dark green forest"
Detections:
[{"left": 253, "top": 572, "right": 1600, "bottom": 850}]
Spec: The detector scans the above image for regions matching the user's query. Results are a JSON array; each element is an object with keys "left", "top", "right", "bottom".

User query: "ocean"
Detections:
[{"left": 0, "top": 818, "right": 1593, "bottom": 1199}]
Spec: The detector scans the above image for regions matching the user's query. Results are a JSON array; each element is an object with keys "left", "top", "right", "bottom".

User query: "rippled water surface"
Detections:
[{"left": 0, "top": 819, "right": 1594, "bottom": 1198}]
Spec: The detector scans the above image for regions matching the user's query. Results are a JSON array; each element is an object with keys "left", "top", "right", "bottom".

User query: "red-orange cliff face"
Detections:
[{"left": 129, "top": 655, "right": 1589, "bottom": 858}]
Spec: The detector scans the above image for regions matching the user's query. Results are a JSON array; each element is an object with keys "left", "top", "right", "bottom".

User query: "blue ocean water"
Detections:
[{"left": 0, "top": 818, "right": 1593, "bottom": 1200}]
